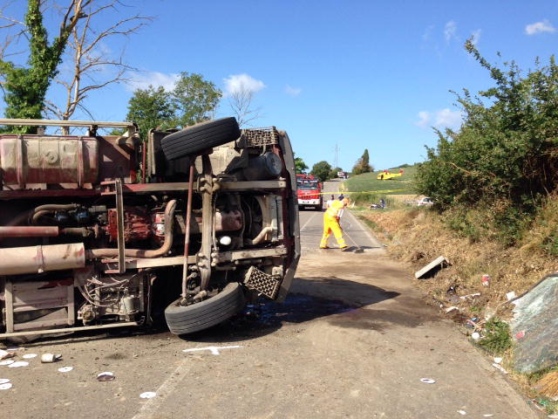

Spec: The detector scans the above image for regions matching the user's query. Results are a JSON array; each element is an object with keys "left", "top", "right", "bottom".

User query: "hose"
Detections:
[{"left": 87, "top": 199, "right": 177, "bottom": 260}]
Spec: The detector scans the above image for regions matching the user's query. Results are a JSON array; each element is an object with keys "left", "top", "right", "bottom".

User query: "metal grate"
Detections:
[
  {"left": 241, "top": 127, "right": 279, "bottom": 147},
  {"left": 244, "top": 266, "right": 281, "bottom": 299}
]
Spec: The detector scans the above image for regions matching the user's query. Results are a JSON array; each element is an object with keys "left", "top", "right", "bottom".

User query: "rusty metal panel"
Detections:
[{"left": 0, "top": 136, "right": 99, "bottom": 187}]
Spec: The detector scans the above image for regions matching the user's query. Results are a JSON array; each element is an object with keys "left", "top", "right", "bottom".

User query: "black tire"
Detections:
[
  {"left": 164, "top": 283, "right": 246, "bottom": 335},
  {"left": 161, "top": 117, "right": 240, "bottom": 160}
]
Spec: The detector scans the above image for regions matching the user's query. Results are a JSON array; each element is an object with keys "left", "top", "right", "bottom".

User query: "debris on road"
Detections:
[
  {"left": 140, "top": 391, "right": 157, "bottom": 399},
  {"left": 40, "top": 353, "right": 62, "bottom": 363},
  {"left": 492, "top": 363, "right": 508, "bottom": 374},
  {"left": 0, "top": 378, "right": 12, "bottom": 390},
  {"left": 8, "top": 361, "right": 29, "bottom": 368},
  {"left": 0, "top": 349, "right": 15, "bottom": 360},
  {"left": 97, "top": 372, "right": 116, "bottom": 382},
  {"left": 420, "top": 378, "right": 436, "bottom": 384}
]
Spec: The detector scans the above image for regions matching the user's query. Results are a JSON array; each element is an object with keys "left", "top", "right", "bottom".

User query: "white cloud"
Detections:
[
  {"left": 285, "top": 84, "right": 301, "bottom": 97},
  {"left": 126, "top": 71, "right": 179, "bottom": 92},
  {"left": 525, "top": 20, "right": 556, "bottom": 35},
  {"left": 223, "top": 74, "right": 266, "bottom": 96},
  {"left": 416, "top": 111, "right": 431, "bottom": 128},
  {"left": 469, "top": 29, "right": 482, "bottom": 46},
  {"left": 435, "top": 108, "right": 462, "bottom": 128},
  {"left": 444, "top": 20, "right": 457, "bottom": 43},
  {"left": 416, "top": 108, "right": 462, "bottom": 130}
]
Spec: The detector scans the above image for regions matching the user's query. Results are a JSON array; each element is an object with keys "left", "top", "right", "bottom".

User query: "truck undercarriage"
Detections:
[{"left": 0, "top": 117, "right": 300, "bottom": 340}]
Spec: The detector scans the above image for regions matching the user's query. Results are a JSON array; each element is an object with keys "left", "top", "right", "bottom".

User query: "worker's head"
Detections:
[{"left": 342, "top": 198, "right": 349, "bottom": 206}]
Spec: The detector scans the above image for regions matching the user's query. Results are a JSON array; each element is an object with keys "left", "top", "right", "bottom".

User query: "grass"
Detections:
[{"left": 341, "top": 166, "right": 420, "bottom": 206}]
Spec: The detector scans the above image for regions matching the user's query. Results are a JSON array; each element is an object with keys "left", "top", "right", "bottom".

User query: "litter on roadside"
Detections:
[
  {"left": 460, "top": 293, "right": 481, "bottom": 300},
  {"left": 414, "top": 256, "right": 449, "bottom": 279},
  {"left": 140, "top": 391, "right": 157, "bottom": 399},
  {"left": 420, "top": 378, "right": 436, "bottom": 384},
  {"left": 506, "top": 291, "right": 517, "bottom": 301},
  {"left": 0, "top": 349, "right": 15, "bottom": 360},
  {"left": 97, "top": 372, "right": 116, "bottom": 381},
  {"left": 492, "top": 363, "right": 508, "bottom": 374},
  {"left": 0, "top": 381, "right": 12, "bottom": 390},
  {"left": 41, "top": 353, "right": 62, "bottom": 363}
]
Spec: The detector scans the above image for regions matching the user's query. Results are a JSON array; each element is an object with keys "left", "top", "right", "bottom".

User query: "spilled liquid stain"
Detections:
[{"left": 251, "top": 293, "right": 357, "bottom": 327}]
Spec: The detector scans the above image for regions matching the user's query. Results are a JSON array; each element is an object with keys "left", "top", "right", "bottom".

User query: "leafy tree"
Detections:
[
  {"left": 0, "top": 1, "right": 151, "bottom": 132},
  {"left": 329, "top": 166, "right": 343, "bottom": 178},
  {"left": 294, "top": 155, "right": 308, "bottom": 174},
  {"left": 172, "top": 72, "right": 222, "bottom": 127},
  {"left": 0, "top": 0, "right": 85, "bottom": 131},
  {"left": 126, "top": 85, "right": 175, "bottom": 140},
  {"left": 352, "top": 149, "right": 373, "bottom": 175},
  {"left": 415, "top": 40, "right": 558, "bottom": 244},
  {"left": 311, "top": 160, "right": 332, "bottom": 182},
  {"left": 125, "top": 73, "right": 222, "bottom": 139}
]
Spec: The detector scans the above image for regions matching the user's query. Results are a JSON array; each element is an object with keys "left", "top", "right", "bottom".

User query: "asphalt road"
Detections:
[{"left": 0, "top": 181, "right": 542, "bottom": 418}]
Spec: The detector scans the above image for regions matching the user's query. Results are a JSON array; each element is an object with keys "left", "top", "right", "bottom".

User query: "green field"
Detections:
[{"left": 340, "top": 165, "right": 418, "bottom": 206}]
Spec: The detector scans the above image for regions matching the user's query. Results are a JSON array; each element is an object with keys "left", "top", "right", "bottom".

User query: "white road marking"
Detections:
[
  {"left": 182, "top": 345, "right": 241, "bottom": 356},
  {"left": 132, "top": 359, "right": 194, "bottom": 419},
  {"left": 131, "top": 345, "right": 242, "bottom": 419},
  {"left": 300, "top": 211, "right": 320, "bottom": 231}
]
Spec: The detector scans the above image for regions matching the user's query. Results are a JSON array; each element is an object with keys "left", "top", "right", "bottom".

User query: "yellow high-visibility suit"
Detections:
[{"left": 320, "top": 199, "right": 347, "bottom": 249}]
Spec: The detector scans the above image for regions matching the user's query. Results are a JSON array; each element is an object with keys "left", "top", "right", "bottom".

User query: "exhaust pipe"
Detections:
[{"left": 0, "top": 243, "right": 86, "bottom": 275}]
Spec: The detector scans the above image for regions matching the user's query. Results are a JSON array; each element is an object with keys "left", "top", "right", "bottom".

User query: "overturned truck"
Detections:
[{"left": 0, "top": 117, "right": 300, "bottom": 340}]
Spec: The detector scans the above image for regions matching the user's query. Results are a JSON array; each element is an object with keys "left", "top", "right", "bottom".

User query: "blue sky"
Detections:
[{"left": 2, "top": 1, "right": 558, "bottom": 172}]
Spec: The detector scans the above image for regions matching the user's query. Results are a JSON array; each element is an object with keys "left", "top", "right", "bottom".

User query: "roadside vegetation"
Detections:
[{"left": 343, "top": 43, "right": 558, "bottom": 413}]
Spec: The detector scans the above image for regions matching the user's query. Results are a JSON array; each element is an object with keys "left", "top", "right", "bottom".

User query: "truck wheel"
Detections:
[
  {"left": 164, "top": 282, "right": 246, "bottom": 335},
  {"left": 161, "top": 117, "right": 240, "bottom": 160}
]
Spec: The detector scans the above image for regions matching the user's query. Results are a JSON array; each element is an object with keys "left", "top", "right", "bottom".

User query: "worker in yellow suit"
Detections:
[{"left": 320, "top": 198, "right": 349, "bottom": 249}]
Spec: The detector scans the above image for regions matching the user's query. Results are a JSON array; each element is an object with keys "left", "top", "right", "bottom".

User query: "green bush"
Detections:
[
  {"left": 477, "top": 317, "right": 511, "bottom": 355},
  {"left": 414, "top": 43, "right": 558, "bottom": 246}
]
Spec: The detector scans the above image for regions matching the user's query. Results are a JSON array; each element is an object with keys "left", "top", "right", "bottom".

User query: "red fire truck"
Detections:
[{"left": 296, "top": 174, "right": 323, "bottom": 211}]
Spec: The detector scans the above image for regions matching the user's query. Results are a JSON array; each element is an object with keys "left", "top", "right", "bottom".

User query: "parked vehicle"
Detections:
[
  {"left": 0, "top": 117, "right": 300, "bottom": 340},
  {"left": 417, "top": 197, "right": 434, "bottom": 206},
  {"left": 296, "top": 174, "right": 323, "bottom": 210}
]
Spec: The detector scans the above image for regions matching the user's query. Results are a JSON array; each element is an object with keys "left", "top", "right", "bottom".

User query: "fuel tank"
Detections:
[{"left": 0, "top": 135, "right": 99, "bottom": 187}]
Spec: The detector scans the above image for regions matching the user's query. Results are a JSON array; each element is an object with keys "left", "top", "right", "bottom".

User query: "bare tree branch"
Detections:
[
  {"left": 228, "top": 87, "right": 263, "bottom": 127},
  {"left": 47, "top": 0, "right": 153, "bottom": 127}
]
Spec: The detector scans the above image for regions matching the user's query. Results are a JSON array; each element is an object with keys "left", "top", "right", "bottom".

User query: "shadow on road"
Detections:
[{"left": 180, "top": 276, "right": 409, "bottom": 344}]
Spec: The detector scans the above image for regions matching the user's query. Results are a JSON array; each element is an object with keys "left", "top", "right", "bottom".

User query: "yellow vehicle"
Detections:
[{"left": 377, "top": 169, "right": 404, "bottom": 180}]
